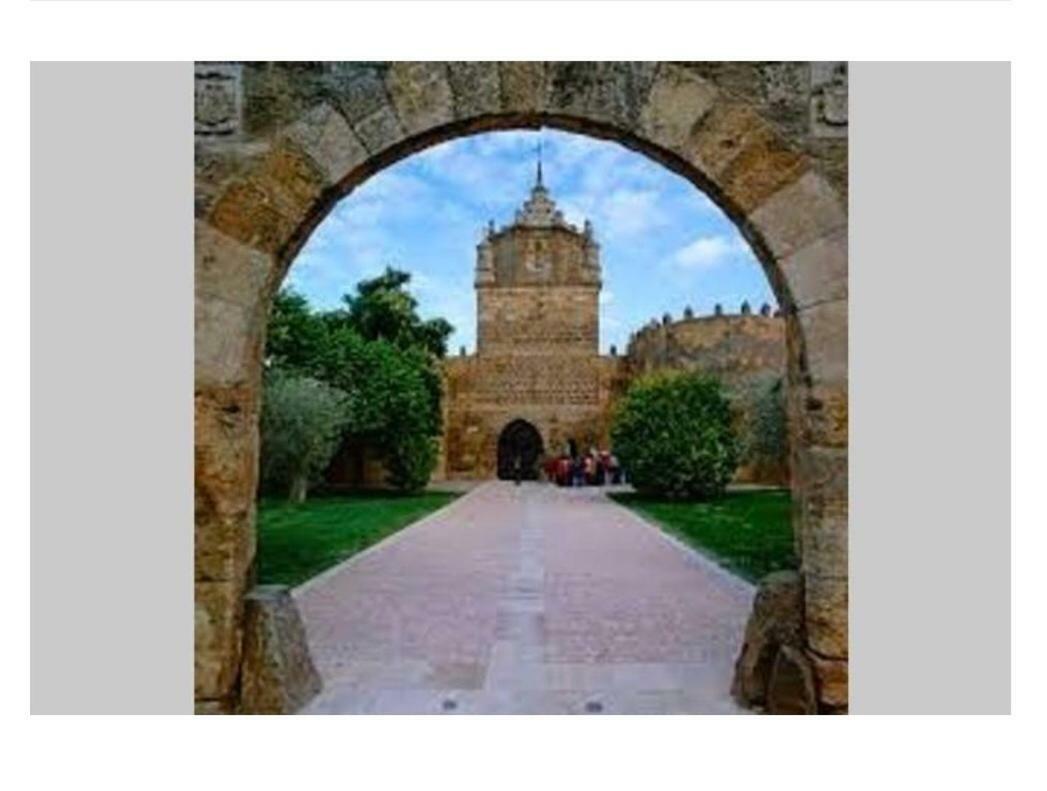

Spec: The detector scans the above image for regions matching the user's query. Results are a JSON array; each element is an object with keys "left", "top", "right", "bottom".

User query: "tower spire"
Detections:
[{"left": 535, "top": 139, "right": 543, "bottom": 188}]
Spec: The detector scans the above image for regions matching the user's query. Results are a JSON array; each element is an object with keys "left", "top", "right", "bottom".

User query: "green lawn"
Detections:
[
  {"left": 610, "top": 489, "right": 796, "bottom": 583},
  {"left": 256, "top": 491, "right": 458, "bottom": 587}
]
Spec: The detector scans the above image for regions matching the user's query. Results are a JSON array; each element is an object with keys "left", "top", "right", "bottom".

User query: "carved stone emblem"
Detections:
[{"left": 195, "top": 63, "right": 242, "bottom": 138}]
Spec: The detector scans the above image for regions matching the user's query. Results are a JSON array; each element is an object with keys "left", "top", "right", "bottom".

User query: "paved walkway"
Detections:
[{"left": 295, "top": 481, "right": 754, "bottom": 714}]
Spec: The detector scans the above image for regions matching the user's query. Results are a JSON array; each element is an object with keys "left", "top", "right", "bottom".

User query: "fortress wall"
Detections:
[{"left": 626, "top": 312, "right": 785, "bottom": 386}]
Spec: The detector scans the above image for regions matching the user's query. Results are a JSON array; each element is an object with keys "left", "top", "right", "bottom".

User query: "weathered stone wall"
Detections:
[
  {"left": 440, "top": 353, "right": 628, "bottom": 478},
  {"left": 626, "top": 310, "right": 785, "bottom": 385},
  {"left": 195, "top": 61, "right": 848, "bottom": 713},
  {"left": 477, "top": 286, "right": 599, "bottom": 356}
]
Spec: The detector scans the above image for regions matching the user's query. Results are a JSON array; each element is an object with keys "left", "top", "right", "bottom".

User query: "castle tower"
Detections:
[
  {"left": 474, "top": 162, "right": 601, "bottom": 357},
  {"left": 439, "top": 159, "right": 622, "bottom": 481}
]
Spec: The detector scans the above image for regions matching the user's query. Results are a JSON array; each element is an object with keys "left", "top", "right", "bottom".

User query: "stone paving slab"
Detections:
[{"left": 295, "top": 481, "right": 754, "bottom": 714}]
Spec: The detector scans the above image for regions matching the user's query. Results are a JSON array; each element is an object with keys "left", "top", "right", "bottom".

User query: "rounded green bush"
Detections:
[{"left": 611, "top": 372, "right": 739, "bottom": 500}]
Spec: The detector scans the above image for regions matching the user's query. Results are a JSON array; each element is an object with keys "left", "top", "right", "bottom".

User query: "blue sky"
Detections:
[{"left": 288, "top": 129, "right": 776, "bottom": 354}]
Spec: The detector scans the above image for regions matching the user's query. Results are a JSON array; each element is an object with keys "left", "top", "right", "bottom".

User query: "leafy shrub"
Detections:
[
  {"left": 385, "top": 433, "right": 439, "bottom": 493},
  {"left": 611, "top": 372, "right": 739, "bottom": 500},
  {"left": 260, "top": 372, "right": 349, "bottom": 502}
]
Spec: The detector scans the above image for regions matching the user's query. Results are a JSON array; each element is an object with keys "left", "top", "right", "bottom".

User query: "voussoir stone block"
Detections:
[
  {"left": 805, "top": 381, "right": 848, "bottom": 448},
  {"left": 195, "top": 294, "right": 266, "bottom": 388},
  {"left": 386, "top": 62, "right": 455, "bottom": 136},
  {"left": 500, "top": 62, "right": 548, "bottom": 114},
  {"left": 546, "top": 62, "right": 657, "bottom": 131},
  {"left": 195, "top": 384, "right": 261, "bottom": 522},
  {"left": 207, "top": 178, "right": 297, "bottom": 255},
  {"left": 283, "top": 103, "right": 368, "bottom": 187},
  {"left": 354, "top": 104, "right": 407, "bottom": 155},
  {"left": 796, "top": 298, "right": 848, "bottom": 383},
  {"left": 639, "top": 63, "right": 719, "bottom": 156},
  {"left": 716, "top": 120, "right": 809, "bottom": 214},
  {"left": 239, "top": 586, "right": 322, "bottom": 714},
  {"left": 809, "top": 650, "right": 849, "bottom": 710},
  {"left": 207, "top": 140, "right": 325, "bottom": 255},
  {"left": 256, "top": 139, "right": 328, "bottom": 212},
  {"left": 750, "top": 170, "right": 847, "bottom": 260},
  {"left": 447, "top": 61, "right": 502, "bottom": 118},
  {"left": 195, "top": 578, "right": 245, "bottom": 701},
  {"left": 195, "top": 507, "right": 256, "bottom": 584},
  {"left": 196, "top": 221, "right": 275, "bottom": 309},
  {"left": 794, "top": 445, "right": 848, "bottom": 506},
  {"left": 683, "top": 102, "right": 770, "bottom": 181},
  {"left": 797, "top": 502, "right": 848, "bottom": 582},
  {"left": 326, "top": 62, "right": 393, "bottom": 123},
  {"left": 793, "top": 445, "right": 847, "bottom": 578},
  {"left": 780, "top": 227, "right": 848, "bottom": 309},
  {"left": 786, "top": 366, "right": 848, "bottom": 450},
  {"left": 804, "top": 572, "right": 848, "bottom": 658},
  {"left": 195, "top": 140, "right": 268, "bottom": 219}
]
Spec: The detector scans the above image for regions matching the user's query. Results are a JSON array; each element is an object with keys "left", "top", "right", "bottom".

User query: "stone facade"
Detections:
[
  {"left": 440, "top": 170, "right": 629, "bottom": 479},
  {"left": 195, "top": 62, "right": 848, "bottom": 714}
]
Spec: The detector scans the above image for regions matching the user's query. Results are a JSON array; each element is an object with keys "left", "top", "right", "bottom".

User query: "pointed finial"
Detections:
[{"left": 536, "top": 139, "right": 543, "bottom": 187}]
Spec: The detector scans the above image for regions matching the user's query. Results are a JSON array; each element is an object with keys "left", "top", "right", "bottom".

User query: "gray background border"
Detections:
[
  {"left": 29, "top": 62, "right": 1010, "bottom": 713},
  {"left": 849, "top": 62, "right": 1010, "bottom": 713},
  {"left": 31, "top": 63, "right": 193, "bottom": 713}
]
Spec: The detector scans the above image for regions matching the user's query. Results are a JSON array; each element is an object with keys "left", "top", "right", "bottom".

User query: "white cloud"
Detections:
[
  {"left": 671, "top": 235, "right": 745, "bottom": 270},
  {"left": 599, "top": 189, "right": 666, "bottom": 237}
]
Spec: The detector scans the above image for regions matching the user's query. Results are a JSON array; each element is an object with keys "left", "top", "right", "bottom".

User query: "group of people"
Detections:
[{"left": 543, "top": 446, "right": 623, "bottom": 488}]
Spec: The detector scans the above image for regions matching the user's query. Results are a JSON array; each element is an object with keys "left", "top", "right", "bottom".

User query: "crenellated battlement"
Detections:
[{"left": 625, "top": 303, "right": 785, "bottom": 388}]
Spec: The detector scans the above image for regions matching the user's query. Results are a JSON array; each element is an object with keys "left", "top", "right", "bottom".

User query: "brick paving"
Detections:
[{"left": 295, "top": 481, "right": 754, "bottom": 714}]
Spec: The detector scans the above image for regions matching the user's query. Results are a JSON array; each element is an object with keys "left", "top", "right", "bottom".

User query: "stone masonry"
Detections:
[{"left": 195, "top": 62, "right": 848, "bottom": 713}]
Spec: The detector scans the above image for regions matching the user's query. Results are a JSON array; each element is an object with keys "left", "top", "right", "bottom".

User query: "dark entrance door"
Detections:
[{"left": 497, "top": 419, "right": 543, "bottom": 480}]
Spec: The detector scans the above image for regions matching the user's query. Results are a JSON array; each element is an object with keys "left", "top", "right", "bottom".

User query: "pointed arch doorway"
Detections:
[{"left": 497, "top": 419, "right": 543, "bottom": 481}]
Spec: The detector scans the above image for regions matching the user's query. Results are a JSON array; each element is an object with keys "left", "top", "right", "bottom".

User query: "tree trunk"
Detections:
[{"left": 289, "top": 474, "right": 308, "bottom": 504}]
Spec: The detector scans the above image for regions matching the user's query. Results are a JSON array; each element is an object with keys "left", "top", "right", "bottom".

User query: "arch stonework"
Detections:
[{"left": 194, "top": 62, "right": 848, "bottom": 713}]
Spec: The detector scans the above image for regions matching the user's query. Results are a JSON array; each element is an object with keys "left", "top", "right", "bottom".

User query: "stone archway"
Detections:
[
  {"left": 195, "top": 62, "right": 848, "bottom": 713},
  {"left": 497, "top": 419, "right": 544, "bottom": 481}
]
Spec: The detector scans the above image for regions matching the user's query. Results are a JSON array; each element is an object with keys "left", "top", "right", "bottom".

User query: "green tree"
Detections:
[
  {"left": 260, "top": 372, "right": 349, "bottom": 503},
  {"left": 611, "top": 372, "right": 739, "bottom": 500},
  {"left": 265, "top": 289, "right": 331, "bottom": 376},
  {"left": 262, "top": 279, "right": 450, "bottom": 493},
  {"left": 339, "top": 267, "right": 454, "bottom": 357}
]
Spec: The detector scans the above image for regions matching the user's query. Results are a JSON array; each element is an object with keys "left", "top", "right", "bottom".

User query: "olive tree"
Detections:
[{"left": 260, "top": 372, "right": 349, "bottom": 503}]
